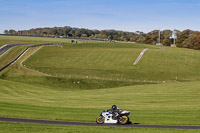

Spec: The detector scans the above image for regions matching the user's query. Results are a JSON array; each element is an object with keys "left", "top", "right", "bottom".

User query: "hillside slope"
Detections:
[
  {"left": 18, "top": 43, "right": 200, "bottom": 89},
  {"left": 0, "top": 79, "right": 199, "bottom": 125}
]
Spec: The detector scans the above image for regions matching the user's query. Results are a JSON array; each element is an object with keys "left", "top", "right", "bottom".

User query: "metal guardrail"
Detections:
[{"left": 0, "top": 43, "right": 68, "bottom": 72}]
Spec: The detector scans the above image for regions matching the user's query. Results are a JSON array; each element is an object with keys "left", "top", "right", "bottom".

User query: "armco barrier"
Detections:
[{"left": 0, "top": 43, "right": 68, "bottom": 72}]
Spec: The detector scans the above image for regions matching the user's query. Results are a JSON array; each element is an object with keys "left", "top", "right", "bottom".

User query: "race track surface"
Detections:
[
  {"left": 0, "top": 43, "right": 34, "bottom": 56},
  {"left": 0, "top": 117, "right": 200, "bottom": 129}
]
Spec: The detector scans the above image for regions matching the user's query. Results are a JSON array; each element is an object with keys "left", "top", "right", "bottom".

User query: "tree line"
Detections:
[{"left": 4, "top": 26, "right": 200, "bottom": 50}]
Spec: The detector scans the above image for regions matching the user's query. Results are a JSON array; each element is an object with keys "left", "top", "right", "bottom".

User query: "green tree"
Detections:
[{"left": 4, "top": 30, "right": 9, "bottom": 34}]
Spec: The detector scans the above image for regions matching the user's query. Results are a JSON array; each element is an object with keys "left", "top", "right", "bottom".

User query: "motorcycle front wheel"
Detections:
[
  {"left": 96, "top": 116, "right": 105, "bottom": 124},
  {"left": 118, "top": 116, "right": 129, "bottom": 125}
]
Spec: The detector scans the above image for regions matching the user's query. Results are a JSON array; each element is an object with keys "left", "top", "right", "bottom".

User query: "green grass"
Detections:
[
  {"left": 0, "top": 122, "right": 199, "bottom": 133},
  {"left": 0, "top": 35, "right": 73, "bottom": 72},
  {"left": 16, "top": 43, "right": 200, "bottom": 89},
  {"left": 0, "top": 35, "right": 71, "bottom": 47},
  {"left": 0, "top": 36, "right": 200, "bottom": 132},
  {"left": 0, "top": 46, "right": 28, "bottom": 68},
  {"left": 1, "top": 42, "right": 162, "bottom": 89},
  {"left": 0, "top": 35, "right": 106, "bottom": 71},
  {"left": 0, "top": 79, "right": 199, "bottom": 125}
]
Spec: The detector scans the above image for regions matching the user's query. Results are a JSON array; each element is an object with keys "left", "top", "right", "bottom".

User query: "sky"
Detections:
[{"left": 0, "top": 0, "right": 200, "bottom": 33}]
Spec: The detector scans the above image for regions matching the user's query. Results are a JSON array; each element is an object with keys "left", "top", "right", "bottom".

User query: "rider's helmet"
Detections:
[{"left": 112, "top": 105, "right": 117, "bottom": 110}]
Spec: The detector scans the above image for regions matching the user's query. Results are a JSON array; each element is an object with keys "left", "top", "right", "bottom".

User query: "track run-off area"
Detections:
[
  {"left": 0, "top": 117, "right": 200, "bottom": 130},
  {"left": 0, "top": 43, "right": 150, "bottom": 72},
  {"left": 1, "top": 42, "right": 200, "bottom": 130}
]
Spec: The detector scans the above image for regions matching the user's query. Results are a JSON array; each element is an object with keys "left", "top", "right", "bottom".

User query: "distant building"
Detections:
[
  {"left": 156, "top": 43, "right": 163, "bottom": 46},
  {"left": 171, "top": 44, "right": 176, "bottom": 47},
  {"left": 156, "top": 30, "right": 162, "bottom": 46},
  {"left": 170, "top": 29, "right": 177, "bottom": 47}
]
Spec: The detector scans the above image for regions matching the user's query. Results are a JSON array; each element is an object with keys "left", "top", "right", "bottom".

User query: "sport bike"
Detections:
[{"left": 96, "top": 110, "right": 130, "bottom": 124}]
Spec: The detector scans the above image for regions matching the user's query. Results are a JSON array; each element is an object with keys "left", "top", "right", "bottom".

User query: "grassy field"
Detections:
[
  {"left": 0, "top": 35, "right": 71, "bottom": 47},
  {"left": 1, "top": 122, "right": 199, "bottom": 133},
  {"left": 18, "top": 43, "right": 200, "bottom": 89},
  {"left": 0, "top": 46, "right": 29, "bottom": 68},
  {"left": 0, "top": 35, "right": 73, "bottom": 71},
  {"left": 0, "top": 36, "right": 200, "bottom": 132},
  {"left": 0, "top": 79, "right": 199, "bottom": 125}
]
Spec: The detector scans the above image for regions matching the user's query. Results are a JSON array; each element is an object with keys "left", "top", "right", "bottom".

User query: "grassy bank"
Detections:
[
  {"left": 0, "top": 35, "right": 71, "bottom": 47},
  {"left": 0, "top": 36, "right": 199, "bottom": 132},
  {"left": 0, "top": 46, "right": 28, "bottom": 68},
  {"left": 0, "top": 79, "right": 199, "bottom": 125},
  {"left": 19, "top": 43, "right": 200, "bottom": 89}
]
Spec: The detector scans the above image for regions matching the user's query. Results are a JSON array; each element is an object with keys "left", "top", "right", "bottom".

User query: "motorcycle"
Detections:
[{"left": 96, "top": 110, "right": 130, "bottom": 125}]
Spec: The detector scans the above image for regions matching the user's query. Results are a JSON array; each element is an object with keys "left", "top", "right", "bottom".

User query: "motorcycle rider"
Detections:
[{"left": 106, "top": 105, "right": 122, "bottom": 119}]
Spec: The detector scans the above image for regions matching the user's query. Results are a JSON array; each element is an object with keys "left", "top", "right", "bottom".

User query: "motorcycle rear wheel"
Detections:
[
  {"left": 96, "top": 116, "right": 105, "bottom": 124},
  {"left": 118, "top": 116, "right": 129, "bottom": 125}
]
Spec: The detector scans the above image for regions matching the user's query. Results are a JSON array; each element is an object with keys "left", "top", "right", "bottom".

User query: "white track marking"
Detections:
[
  {"left": 0, "top": 44, "right": 7, "bottom": 49},
  {"left": 0, "top": 44, "right": 15, "bottom": 57}
]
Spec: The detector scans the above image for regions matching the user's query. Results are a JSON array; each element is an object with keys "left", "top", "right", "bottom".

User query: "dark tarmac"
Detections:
[
  {"left": 0, "top": 117, "right": 200, "bottom": 129},
  {"left": 0, "top": 43, "right": 34, "bottom": 57}
]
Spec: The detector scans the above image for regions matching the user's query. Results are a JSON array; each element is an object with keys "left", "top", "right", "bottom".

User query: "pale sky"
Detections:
[{"left": 0, "top": 0, "right": 200, "bottom": 33}]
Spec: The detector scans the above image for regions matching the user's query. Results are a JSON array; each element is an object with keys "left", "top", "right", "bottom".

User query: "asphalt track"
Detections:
[
  {"left": 0, "top": 43, "right": 34, "bottom": 57},
  {"left": 0, "top": 117, "right": 200, "bottom": 129}
]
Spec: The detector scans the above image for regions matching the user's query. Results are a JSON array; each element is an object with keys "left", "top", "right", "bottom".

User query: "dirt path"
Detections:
[
  {"left": 19, "top": 46, "right": 50, "bottom": 76},
  {"left": 19, "top": 46, "right": 41, "bottom": 67},
  {"left": 133, "top": 48, "right": 149, "bottom": 65}
]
